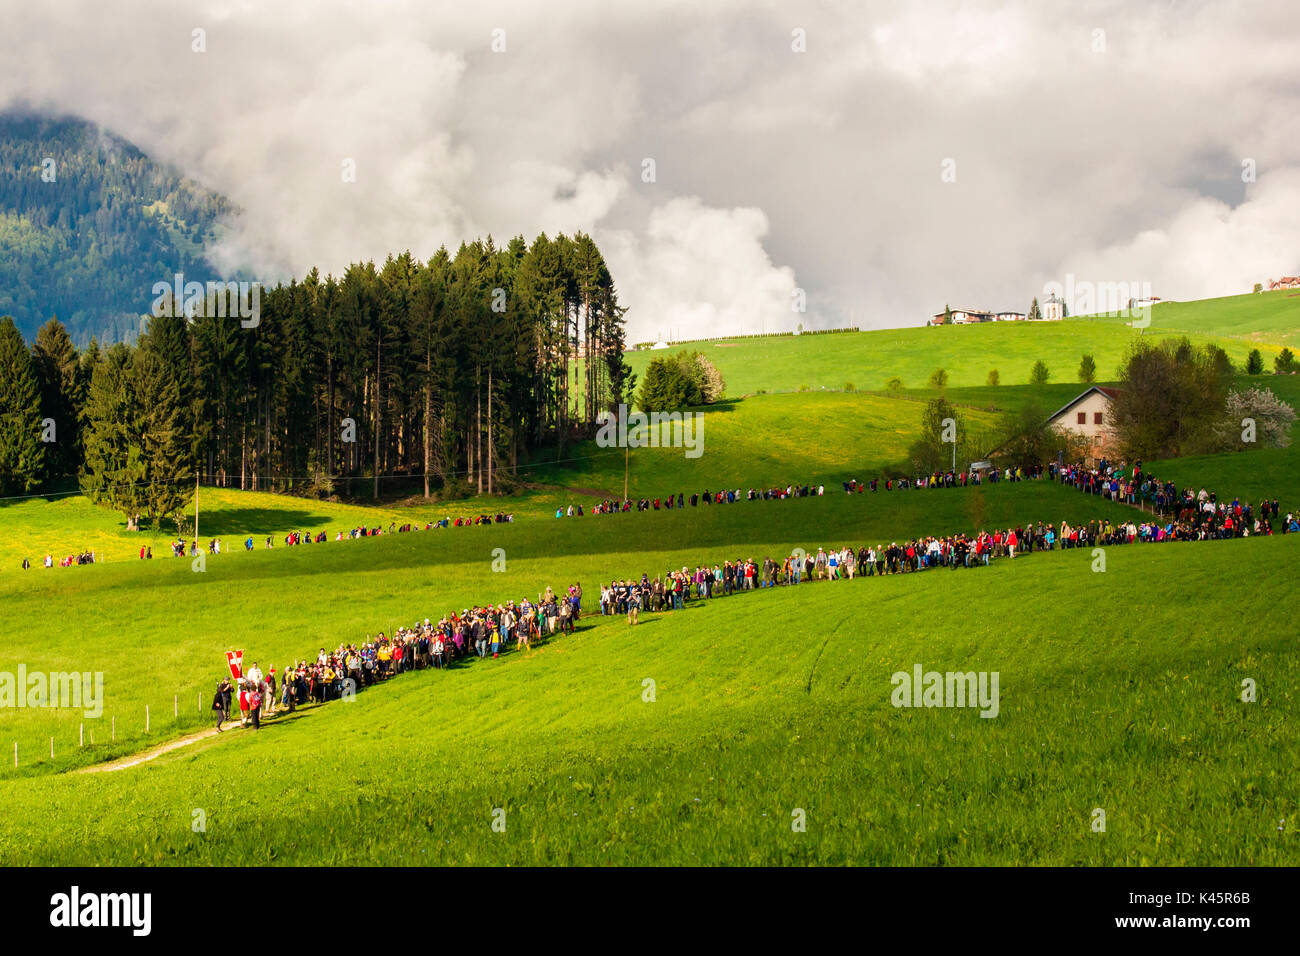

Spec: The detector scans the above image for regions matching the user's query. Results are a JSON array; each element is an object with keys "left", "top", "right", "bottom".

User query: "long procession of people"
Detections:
[
  {"left": 210, "top": 583, "right": 583, "bottom": 731},
  {"left": 204, "top": 454, "right": 1289, "bottom": 729},
  {"left": 26, "top": 454, "right": 1294, "bottom": 574},
  {"left": 599, "top": 457, "right": 1292, "bottom": 618}
]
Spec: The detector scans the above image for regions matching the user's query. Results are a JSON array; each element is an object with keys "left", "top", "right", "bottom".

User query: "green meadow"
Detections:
[
  {"left": 0, "top": 480, "right": 1151, "bottom": 780},
  {"left": 523, "top": 391, "right": 1002, "bottom": 499},
  {"left": 1, "top": 299, "right": 1297, "bottom": 866},
  {"left": 0, "top": 532, "right": 1295, "bottom": 866},
  {"left": 1085, "top": 289, "right": 1300, "bottom": 348},
  {"left": 623, "top": 318, "right": 1283, "bottom": 396}
]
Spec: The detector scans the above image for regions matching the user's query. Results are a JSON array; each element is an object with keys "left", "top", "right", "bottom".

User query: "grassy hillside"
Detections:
[
  {"left": 0, "top": 486, "right": 461, "bottom": 570},
  {"left": 2, "top": 289, "right": 1296, "bottom": 867},
  {"left": 0, "top": 480, "right": 1151, "bottom": 780},
  {"left": 1086, "top": 289, "right": 1300, "bottom": 348},
  {"left": 0, "top": 391, "right": 995, "bottom": 567},
  {"left": 7, "top": 369, "right": 1296, "bottom": 568},
  {"left": 625, "top": 321, "right": 1281, "bottom": 396},
  {"left": 523, "top": 391, "right": 1001, "bottom": 499},
  {"left": 0, "top": 532, "right": 1294, "bottom": 865}
]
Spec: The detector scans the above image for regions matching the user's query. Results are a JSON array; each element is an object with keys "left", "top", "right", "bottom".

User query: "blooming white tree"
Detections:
[{"left": 1214, "top": 387, "right": 1296, "bottom": 450}]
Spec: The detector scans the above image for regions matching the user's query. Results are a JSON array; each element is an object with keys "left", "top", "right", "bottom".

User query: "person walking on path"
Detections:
[{"left": 212, "top": 678, "right": 231, "bottom": 732}]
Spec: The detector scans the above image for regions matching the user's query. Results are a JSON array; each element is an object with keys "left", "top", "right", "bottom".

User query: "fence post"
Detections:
[
  {"left": 50, "top": 737, "right": 54, "bottom": 759},
  {"left": 112, "top": 715, "right": 115, "bottom": 741},
  {"left": 13, "top": 742, "right": 16, "bottom": 767},
  {"left": 80, "top": 724, "right": 84, "bottom": 748},
  {"left": 146, "top": 705, "right": 150, "bottom": 733},
  {"left": 174, "top": 695, "right": 178, "bottom": 718}
]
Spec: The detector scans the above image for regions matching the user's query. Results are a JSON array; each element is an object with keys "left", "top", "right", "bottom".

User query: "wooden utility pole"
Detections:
[{"left": 193, "top": 476, "right": 199, "bottom": 552}]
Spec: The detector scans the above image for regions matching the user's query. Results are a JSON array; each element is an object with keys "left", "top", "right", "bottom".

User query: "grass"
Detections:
[
  {"left": 0, "top": 532, "right": 1295, "bottom": 865},
  {"left": 1, "top": 293, "right": 1296, "bottom": 865},
  {"left": 523, "top": 391, "right": 1002, "bottom": 499},
  {"left": 622, "top": 320, "right": 1282, "bottom": 396},
  {"left": 0, "top": 480, "right": 1153, "bottom": 780},
  {"left": 1084, "top": 289, "right": 1300, "bottom": 348}
]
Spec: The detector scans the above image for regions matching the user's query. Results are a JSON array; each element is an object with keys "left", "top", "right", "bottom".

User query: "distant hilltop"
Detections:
[
  {"left": 928, "top": 294, "right": 1068, "bottom": 326},
  {"left": 1264, "top": 276, "right": 1300, "bottom": 291},
  {"left": 928, "top": 291, "right": 1171, "bottom": 326}
]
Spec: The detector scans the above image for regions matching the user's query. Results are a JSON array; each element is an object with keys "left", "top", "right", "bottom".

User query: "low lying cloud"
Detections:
[
  {"left": 604, "top": 197, "right": 798, "bottom": 342},
  {"left": 1, "top": 0, "right": 1298, "bottom": 339}
]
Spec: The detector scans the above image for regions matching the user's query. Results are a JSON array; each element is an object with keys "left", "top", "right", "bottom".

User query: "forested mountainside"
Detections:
[{"left": 0, "top": 110, "right": 236, "bottom": 344}]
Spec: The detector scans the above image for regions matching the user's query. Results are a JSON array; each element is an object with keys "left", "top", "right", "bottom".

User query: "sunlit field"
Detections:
[
  {"left": 2, "top": 311, "right": 1297, "bottom": 867},
  {"left": 1, "top": 530, "right": 1295, "bottom": 866}
]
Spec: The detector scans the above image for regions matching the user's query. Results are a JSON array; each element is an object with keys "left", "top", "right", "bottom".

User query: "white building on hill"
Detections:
[
  {"left": 1046, "top": 386, "right": 1121, "bottom": 462},
  {"left": 1041, "top": 293, "right": 1065, "bottom": 321}
]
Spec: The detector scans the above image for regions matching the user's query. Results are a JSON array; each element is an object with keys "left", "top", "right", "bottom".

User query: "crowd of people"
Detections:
[
  {"left": 193, "top": 451, "right": 1292, "bottom": 736},
  {"left": 211, "top": 584, "right": 583, "bottom": 730},
  {"left": 560, "top": 484, "right": 830, "bottom": 518},
  {"left": 20, "top": 551, "right": 98, "bottom": 569},
  {"left": 269, "top": 516, "right": 514, "bottom": 549},
  {"left": 20, "top": 455, "right": 1294, "bottom": 583},
  {"left": 594, "top": 458, "right": 1292, "bottom": 622},
  {"left": 810, "top": 457, "right": 1294, "bottom": 541}
]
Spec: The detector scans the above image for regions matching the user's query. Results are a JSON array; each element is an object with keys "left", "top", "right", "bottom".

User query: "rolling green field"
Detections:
[
  {"left": 2, "top": 296, "right": 1297, "bottom": 866},
  {"left": 0, "top": 527, "right": 1294, "bottom": 865},
  {"left": 624, "top": 319, "right": 1283, "bottom": 396},
  {"left": 0, "top": 480, "right": 1152, "bottom": 779},
  {"left": 1086, "top": 289, "right": 1300, "bottom": 348},
  {"left": 523, "top": 391, "right": 1002, "bottom": 500}
]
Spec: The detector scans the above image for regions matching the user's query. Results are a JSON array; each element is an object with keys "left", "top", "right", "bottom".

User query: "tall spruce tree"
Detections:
[
  {"left": 131, "top": 346, "right": 194, "bottom": 527},
  {"left": 31, "top": 317, "right": 84, "bottom": 485},
  {"left": 0, "top": 316, "right": 46, "bottom": 495},
  {"left": 81, "top": 343, "right": 147, "bottom": 528}
]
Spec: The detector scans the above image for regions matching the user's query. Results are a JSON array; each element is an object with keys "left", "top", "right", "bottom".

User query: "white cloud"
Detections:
[
  {"left": 1, "top": 0, "right": 1298, "bottom": 339},
  {"left": 602, "top": 197, "right": 798, "bottom": 342},
  {"left": 1057, "top": 168, "right": 1300, "bottom": 304}
]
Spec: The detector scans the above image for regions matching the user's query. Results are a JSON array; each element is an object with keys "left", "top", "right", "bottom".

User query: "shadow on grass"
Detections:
[{"left": 191, "top": 507, "right": 343, "bottom": 536}]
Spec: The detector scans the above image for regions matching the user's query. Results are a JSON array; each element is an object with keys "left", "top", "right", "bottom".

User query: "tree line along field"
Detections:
[
  {"left": 0, "top": 531, "right": 1294, "bottom": 865},
  {"left": 6, "top": 304, "right": 1294, "bottom": 567},
  {"left": 3, "top": 368, "right": 1292, "bottom": 573},
  {"left": 0, "top": 390, "right": 994, "bottom": 567}
]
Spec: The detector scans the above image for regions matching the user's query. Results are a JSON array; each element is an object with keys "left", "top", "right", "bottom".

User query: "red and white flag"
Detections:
[{"left": 226, "top": 650, "right": 244, "bottom": 679}]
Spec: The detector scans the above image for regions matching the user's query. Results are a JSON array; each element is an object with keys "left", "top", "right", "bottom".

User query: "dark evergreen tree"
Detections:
[
  {"left": 31, "top": 317, "right": 84, "bottom": 483},
  {"left": 0, "top": 316, "right": 45, "bottom": 494}
]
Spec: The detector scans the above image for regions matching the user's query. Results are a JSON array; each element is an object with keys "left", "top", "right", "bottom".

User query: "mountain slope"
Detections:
[{"left": 0, "top": 110, "right": 237, "bottom": 344}]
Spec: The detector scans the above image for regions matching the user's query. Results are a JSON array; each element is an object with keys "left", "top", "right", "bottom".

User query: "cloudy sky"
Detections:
[{"left": 3, "top": 0, "right": 1299, "bottom": 340}]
